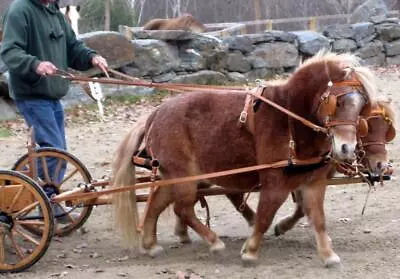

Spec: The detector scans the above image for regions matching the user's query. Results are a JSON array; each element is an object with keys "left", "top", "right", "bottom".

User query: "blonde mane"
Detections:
[
  {"left": 375, "top": 97, "right": 397, "bottom": 128},
  {"left": 298, "top": 49, "right": 377, "bottom": 103}
]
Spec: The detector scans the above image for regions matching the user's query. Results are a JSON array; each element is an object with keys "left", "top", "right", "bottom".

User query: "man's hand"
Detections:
[
  {"left": 36, "top": 61, "right": 57, "bottom": 76},
  {"left": 91, "top": 55, "right": 108, "bottom": 75}
]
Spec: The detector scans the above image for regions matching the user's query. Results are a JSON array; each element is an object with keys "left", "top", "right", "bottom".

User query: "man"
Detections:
[{"left": 1, "top": 0, "right": 108, "bottom": 223}]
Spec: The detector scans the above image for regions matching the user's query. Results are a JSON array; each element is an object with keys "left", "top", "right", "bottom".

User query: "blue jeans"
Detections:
[{"left": 15, "top": 99, "right": 67, "bottom": 184}]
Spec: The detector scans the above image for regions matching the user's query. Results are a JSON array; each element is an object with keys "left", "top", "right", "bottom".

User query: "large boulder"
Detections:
[
  {"left": 291, "top": 31, "right": 331, "bottom": 56},
  {"left": 350, "top": 0, "right": 388, "bottom": 24},
  {"left": 356, "top": 40, "right": 384, "bottom": 58},
  {"left": 375, "top": 23, "right": 400, "bottom": 42},
  {"left": 129, "top": 39, "right": 180, "bottom": 76},
  {"left": 132, "top": 30, "right": 198, "bottom": 41},
  {"left": 78, "top": 31, "right": 136, "bottom": 76},
  {"left": 249, "top": 42, "right": 299, "bottom": 68}
]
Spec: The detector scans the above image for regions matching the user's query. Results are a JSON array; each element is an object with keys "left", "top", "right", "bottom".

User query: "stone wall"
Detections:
[
  {"left": 0, "top": 17, "right": 400, "bottom": 120},
  {"left": 120, "top": 16, "right": 400, "bottom": 85}
]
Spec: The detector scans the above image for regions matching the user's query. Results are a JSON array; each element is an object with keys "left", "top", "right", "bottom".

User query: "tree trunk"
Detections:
[{"left": 104, "top": 0, "right": 111, "bottom": 31}]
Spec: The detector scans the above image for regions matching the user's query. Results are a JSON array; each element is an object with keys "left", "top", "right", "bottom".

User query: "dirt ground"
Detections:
[{"left": 1, "top": 67, "right": 400, "bottom": 279}]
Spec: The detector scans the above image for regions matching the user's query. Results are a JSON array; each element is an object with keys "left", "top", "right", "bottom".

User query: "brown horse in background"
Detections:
[
  {"left": 142, "top": 13, "right": 206, "bottom": 33},
  {"left": 112, "top": 50, "right": 376, "bottom": 266}
]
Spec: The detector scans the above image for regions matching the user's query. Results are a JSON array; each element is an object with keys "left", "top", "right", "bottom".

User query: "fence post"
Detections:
[
  {"left": 308, "top": 17, "right": 317, "bottom": 31},
  {"left": 266, "top": 20, "right": 273, "bottom": 31}
]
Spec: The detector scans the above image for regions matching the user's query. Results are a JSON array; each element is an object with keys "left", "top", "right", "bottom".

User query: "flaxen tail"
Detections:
[{"left": 112, "top": 115, "right": 148, "bottom": 248}]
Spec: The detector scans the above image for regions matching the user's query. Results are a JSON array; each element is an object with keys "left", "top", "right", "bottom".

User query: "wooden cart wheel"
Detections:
[
  {"left": 12, "top": 148, "right": 93, "bottom": 237},
  {"left": 0, "top": 170, "right": 54, "bottom": 273}
]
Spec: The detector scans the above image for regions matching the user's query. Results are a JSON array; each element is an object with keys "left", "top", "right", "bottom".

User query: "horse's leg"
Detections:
[
  {"left": 302, "top": 182, "right": 340, "bottom": 267},
  {"left": 174, "top": 193, "right": 256, "bottom": 244},
  {"left": 226, "top": 193, "right": 256, "bottom": 227},
  {"left": 274, "top": 189, "right": 305, "bottom": 236},
  {"left": 173, "top": 184, "right": 225, "bottom": 253},
  {"left": 174, "top": 214, "right": 191, "bottom": 244},
  {"left": 241, "top": 172, "right": 289, "bottom": 263},
  {"left": 140, "top": 186, "right": 173, "bottom": 257}
]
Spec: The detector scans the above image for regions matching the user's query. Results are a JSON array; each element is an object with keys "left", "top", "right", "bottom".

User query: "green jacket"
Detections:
[{"left": 0, "top": 0, "right": 97, "bottom": 100}]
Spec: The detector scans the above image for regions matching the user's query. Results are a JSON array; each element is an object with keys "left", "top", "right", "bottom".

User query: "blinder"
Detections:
[
  {"left": 317, "top": 87, "right": 370, "bottom": 136},
  {"left": 363, "top": 109, "right": 396, "bottom": 143}
]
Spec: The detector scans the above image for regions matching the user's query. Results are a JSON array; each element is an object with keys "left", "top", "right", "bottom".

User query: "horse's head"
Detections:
[
  {"left": 293, "top": 50, "right": 375, "bottom": 161},
  {"left": 60, "top": 5, "right": 80, "bottom": 35},
  {"left": 359, "top": 100, "right": 396, "bottom": 175}
]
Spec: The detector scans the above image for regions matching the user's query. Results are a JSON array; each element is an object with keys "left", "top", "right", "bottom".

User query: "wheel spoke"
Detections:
[
  {"left": 52, "top": 159, "right": 64, "bottom": 187},
  {"left": 13, "top": 228, "right": 40, "bottom": 246},
  {"left": 13, "top": 201, "right": 39, "bottom": 218},
  {"left": 16, "top": 220, "right": 45, "bottom": 226},
  {"left": 0, "top": 233, "right": 5, "bottom": 263},
  {"left": 40, "top": 157, "right": 51, "bottom": 184},
  {"left": 9, "top": 233, "right": 24, "bottom": 260},
  {"left": 58, "top": 168, "right": 78, "bottom": 187},
  {"left": 7, "top": 185, "right": 25, "bottom": 212}
]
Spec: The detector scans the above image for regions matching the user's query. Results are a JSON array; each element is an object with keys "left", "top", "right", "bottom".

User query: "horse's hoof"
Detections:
[
  {"left": 210, "top": 238, "right": 225, "bottom": 253},
  {"left": 140, "top": 244, "right": 165, "bottom": 258},
  {"left": 178, "top": 233, "right": 192, "bottom": 244},
  {"left": 241, "top": 252, "right": 259, "bottom": 265},
  {"left": 323, "top": 253, "right": 341, "bottom": 268}
]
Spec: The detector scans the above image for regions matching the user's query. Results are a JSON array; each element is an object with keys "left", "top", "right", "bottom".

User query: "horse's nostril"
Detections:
[
  {"left": 341, "top": 144, "right": 350, "bottom": 154},
  {"left": 377, "top": 161, "right": 382, "bottom": 170}
]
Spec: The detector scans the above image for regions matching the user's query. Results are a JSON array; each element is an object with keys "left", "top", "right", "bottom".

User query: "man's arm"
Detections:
[{"left": 0, "top": 10, "right": 41, "bottom": 77}]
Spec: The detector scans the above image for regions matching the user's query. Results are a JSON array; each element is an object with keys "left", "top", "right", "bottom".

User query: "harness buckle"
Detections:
[{"left": 239, "top": 111, "right": 248, "bottom": 123}]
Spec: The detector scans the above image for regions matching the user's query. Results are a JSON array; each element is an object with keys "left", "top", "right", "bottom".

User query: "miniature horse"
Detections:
[
  {"left": 142, "top": 13, "right": 206, "bottom": 33},
  {"left": 60, "top": 5, "right": 81, "bottom": 36},
  {"left": 112, "top": 51, "right": 375, "bottom": 265},
  {"left": 214, "top": 98, "right": 396, "bottom": 266},
  {"left": 273, "top": 98, "right": 396, "bottom": 259}
]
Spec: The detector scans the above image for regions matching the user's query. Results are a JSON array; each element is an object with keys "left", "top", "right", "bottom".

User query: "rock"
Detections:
[
  {"left": 323, "top": 24, "right": 354, "bottom": 39},
  {"left": 225, "top": 51, "right": 251, "bottom": 73},
  {"left": 383, "top": 39, "right": 400, "bottom": 56},
  {"left": 226, "top": 72, "right": 246, "bottom": 83},
  {"left": 361, "top": 52, "right": 386, "bottom": 66},
  {"left": 62, "top": 84, "right": 94, "bottom": 109},
  {"left": 179, "top": 34, "right": 221, "bottom": 52},
  {"left": 132, "top": 30, "right": 197, "bottom": 41},
  {"left": 223, "top": 35, "right": 254, "bottom": 53},
  {"left": 78, "top": 31, "right": 135, "bottom": 76},
  {"left": 375, "top": 23, "right": 400, "bottom": 42},
  {"left": 246, "top": 31, "right": 297, "bottom": 44},
  {"left": 350, "top": 0, "right": 388, "bottom": 24},
  {"left": 130, "top": 39, "right": 180, "bottom": 76},
  {"left": 177, "top": 48, "right": 206, "bottom": 71},
  {"left": 351, "top": 22, "right": 376, "bottom": 44},
  {"left": 171, "top": 70, "right": 228, "bottom": 85},
  {"left": 356, "top": 40, "right": 384, "bottom": 58},
  {"left": 357, "top": 33, "right": 378, "bottom": 48},
  {"left": 332, "top": 38, "right": 358, "bottom": 53},
  {"left": 291, "top": 31, "right": 331, "bottom": 56},
  {"left": 205, "top": 50, "right": 229, "bottom": 72},
  {"left": 386, "top": 55, "right": 400, "bottom": 65},
  {"left": 0, "top": 98, "right": 17, "bottom": 120},
  {"left": 250, "top": 42, "right": 299, "bottom": 68},
  {"left": 152, "top": 72, "right": 177, "bottom": 83},
  {"left": 245, "top": 68, "right": 275, "bottom": 81}
]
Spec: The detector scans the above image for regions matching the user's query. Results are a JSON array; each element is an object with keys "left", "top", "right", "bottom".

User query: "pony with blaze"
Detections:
[
  {"left": 112, "top": 50, "right": 375, "bottom": 266},
  {"left": 142, "top": 13, "right": 206, "bottom": 33}
]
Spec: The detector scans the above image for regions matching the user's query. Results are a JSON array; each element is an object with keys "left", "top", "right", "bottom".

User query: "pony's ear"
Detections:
[{"left": 76, "top": 5, "right": 81, "bottom": 12}]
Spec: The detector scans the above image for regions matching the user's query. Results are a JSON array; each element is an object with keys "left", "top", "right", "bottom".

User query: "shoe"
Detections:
[{"left": 51, "top": 203, "right": 80, "bottom": 225}]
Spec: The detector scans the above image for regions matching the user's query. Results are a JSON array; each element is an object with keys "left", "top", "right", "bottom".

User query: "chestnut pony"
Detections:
[
  {"left": 112, "top": 51, "right": 376, "bottom": 265},
  {"left": 142, "top": 13, "right": 206, "bottom": 33},
  {"left": 220, "top": 98, "right": 396, "bottom": 266},
  {"left": 273, "top": 98, "right": 396, "bottom": 262}
]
